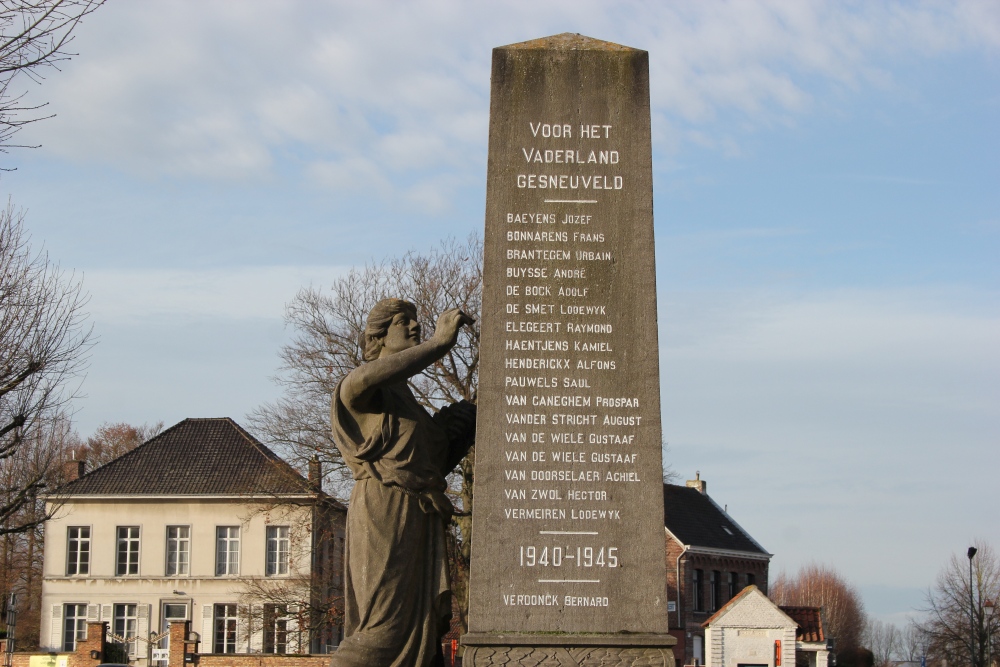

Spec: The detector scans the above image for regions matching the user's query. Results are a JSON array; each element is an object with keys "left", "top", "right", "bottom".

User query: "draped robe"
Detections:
[{"left": 330, "top": 379, "right": 470, "bottom": 667}]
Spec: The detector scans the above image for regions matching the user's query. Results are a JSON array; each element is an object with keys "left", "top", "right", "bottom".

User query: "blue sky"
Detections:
[{"left": 3, "top": 0, "right": 997, "bottom": 625}]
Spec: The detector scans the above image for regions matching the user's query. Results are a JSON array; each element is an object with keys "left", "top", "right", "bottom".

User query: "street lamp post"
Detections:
[
  {"left": 969, "top": 547, "right": 978, "bottom": 667},
  {"left": 985, "top": 600, "right": 995, "bottom": 667}
]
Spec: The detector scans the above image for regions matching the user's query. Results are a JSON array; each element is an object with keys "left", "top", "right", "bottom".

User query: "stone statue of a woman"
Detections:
[{"left": 330, "top": 298, "right": 476, "bottom": 667}]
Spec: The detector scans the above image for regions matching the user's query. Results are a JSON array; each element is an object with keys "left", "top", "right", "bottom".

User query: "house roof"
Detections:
[
  {"left": 781, "top": 606, "right": 825, "bottom": 643},
  {"left": 54, "top": 418, "right": 313, "bottom": 496},
  {"left": 701, "top": 584, "right": 759, "bottom": 627},
  {"left": 701, "top": 585, "right": 797, "bottom": 629},
  {"left": 663, "top": 483, "right": 768, "bottom": 555}
]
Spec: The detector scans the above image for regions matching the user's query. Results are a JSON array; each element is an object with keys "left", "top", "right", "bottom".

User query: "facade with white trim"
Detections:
[{"left": 40, "top": 418, "right": 345, "bottom": 663}]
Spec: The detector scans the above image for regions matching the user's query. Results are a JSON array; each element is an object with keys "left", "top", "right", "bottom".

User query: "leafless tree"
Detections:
[
  {"left": 0, "top": 1, "right": 102, "bottom": 649},
  {"left": 73, "top": 420, "right": 163, "bottom": 469},
  {"left": 865, "top": 618, "right": 902, "bottom": 667},
  {"left": 899, "top": 622, "right": 930, "bottom": 663},
  {"left": 249, "top": 234, "right": 481, "bottom": 630},
  {"left": 235, "top": 568, "right": 341, "bottom": 654},
  {"left": 0, "top": 204, "right": 91, "bottom": 536},
  {"left": 770, "top": 563, "right": 867, "bottom": 653},
  {"left": 916, "top": 541, "right": 1000, "bottom": 667},
  {"left": 1, "top": 205, "right": 90, "bottom": 647},
  {"left": 0, "top": 0, "right": 105, "bottom": 157},
  {"left": 661, "top": 441, "right": 679, "bottom": 484},
  {"left": 0, "top": 411, "right": 79, "bottom": 648},
  {"left": 233, "top": 496, "right": 344, "bottom": 654}
]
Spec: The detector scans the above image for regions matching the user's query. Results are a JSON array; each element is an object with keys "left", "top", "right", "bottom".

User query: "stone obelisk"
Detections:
[{"left": 463, "top": 34, "right": 676, "bottom": 666}]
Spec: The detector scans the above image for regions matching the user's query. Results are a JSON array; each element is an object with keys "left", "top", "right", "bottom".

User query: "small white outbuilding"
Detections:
[{"left": 702, "top": 585, "right": 831, "bottom": 667}]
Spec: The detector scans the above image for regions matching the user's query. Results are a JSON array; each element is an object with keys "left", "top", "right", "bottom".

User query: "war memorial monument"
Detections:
[{"left": 460, "top": 33, "right": 677, "bottom": 666}]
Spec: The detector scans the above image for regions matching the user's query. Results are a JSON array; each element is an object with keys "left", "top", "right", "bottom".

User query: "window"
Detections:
[
  {"left": 67, "top": 527, "right": 90, "bottom": 575},
  {"left": 63, "top": 604, "right": 87, "bottom": 651},
  {"left": 710, "top": 570, "right": 721, "bottom": 610},
  {"left": 162, "top": 603, "right": 188, "bottom": 626},
  {"left": 728, "top": 572, "right": 738, "bottom": 600},
  {"left": 214, "top": 604, "right": 238, "bottom": 653},
  {"left": 693, "top": 569, "right": 704, "bottom": 611},
  {"left": 114, "top": 604, "right": 138, "bottom": 657},
  {"left": 263, "top": 605, "right": 288, "bottom": 654},
  {"left": 747, "top": 572, "right": 756, "bottom": 587},
  {"left": 166, "top": 526, "right": 190, "bottom": 576},
  {"left": 216, "top": 527, "right": 240, "bottom": 575},
  {"left": 266, "top": 526, "right": 290, "bottom": 576},
  {"left": 116, "top": 526, "right": 140, "bottom": 575}
]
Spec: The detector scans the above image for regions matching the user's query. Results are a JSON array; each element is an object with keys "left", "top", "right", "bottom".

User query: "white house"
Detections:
[
  {"left": 40, "top": 418, "right": 345, "bottom": 663},
  {"left": 702, "top": 585, "right": 832, "bottom": 667}
]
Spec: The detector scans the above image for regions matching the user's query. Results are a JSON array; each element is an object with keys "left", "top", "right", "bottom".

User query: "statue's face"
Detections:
[{"left": 379, "top": 310, "right": 421, "bottom": 357}]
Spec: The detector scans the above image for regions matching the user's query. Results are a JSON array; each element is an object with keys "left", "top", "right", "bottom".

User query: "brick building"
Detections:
[
  {"left": 41, "top": 418, "right": 345, "bottom": 662},
  {"left": 664, "top": 474, "right": 772, "bottom": 666}
]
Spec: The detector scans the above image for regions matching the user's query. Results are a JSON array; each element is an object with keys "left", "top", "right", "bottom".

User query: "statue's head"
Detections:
[{"left": 362, "top": 298, "right": 420, "bottom": 361}]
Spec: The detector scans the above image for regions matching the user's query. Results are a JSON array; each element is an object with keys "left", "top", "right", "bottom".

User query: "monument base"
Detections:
[{"left": 461, "top": 633, "right": 677, "bottom": 666}]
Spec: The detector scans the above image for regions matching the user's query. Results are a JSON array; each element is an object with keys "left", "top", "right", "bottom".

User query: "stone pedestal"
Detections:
[{"left": 463, "top": 634, "right": 675, "bottom": 666}]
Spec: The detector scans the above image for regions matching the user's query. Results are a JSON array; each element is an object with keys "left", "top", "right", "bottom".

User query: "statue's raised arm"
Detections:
[
  {"left": 341, "top": 304, "right": 474, "bottom": 410},
  {"left": 330, "top": 298, "right": 475, "bottom": 667}
]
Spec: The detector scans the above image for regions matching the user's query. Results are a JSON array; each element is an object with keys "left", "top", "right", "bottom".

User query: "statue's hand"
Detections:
[{"left": 433, "top": 308, "right": 475, "bottom": 348}]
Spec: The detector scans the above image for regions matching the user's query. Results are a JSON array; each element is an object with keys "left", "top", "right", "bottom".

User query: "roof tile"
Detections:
[
  {"left": 663, "top": 483, "right": 767, "bottom": 554},
  {"left": 781, "top": 606, "right": 825, "bottom": 642},
  {"left": 56, "top": 418, "right": 310, "bottom": 496}
]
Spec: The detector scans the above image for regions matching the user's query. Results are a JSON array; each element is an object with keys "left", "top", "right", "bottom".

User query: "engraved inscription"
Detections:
[{"left": 486, "top": 116, "right": 649, "bottom": 612}]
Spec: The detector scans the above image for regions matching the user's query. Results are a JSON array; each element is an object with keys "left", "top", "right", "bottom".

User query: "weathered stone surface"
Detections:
[
  {"left": 467, "top": 31, "right": 670, "bottom": 641},
  {"left": 464, "top": 645, "right": 676, "bottom": 666},
  {"left": 330, "top": 299, "right": 475, "bottom": 666}
]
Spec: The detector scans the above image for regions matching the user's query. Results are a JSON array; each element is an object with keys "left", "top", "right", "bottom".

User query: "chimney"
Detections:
[
  {"left": 686, "top": 471, "right": 707, "bottom": 495},
  {"left": 63, "top": 459, "right": 86, "bottom": 482},
  {"left": 308, "top": 456, "right": 322, "bottom": 493}
]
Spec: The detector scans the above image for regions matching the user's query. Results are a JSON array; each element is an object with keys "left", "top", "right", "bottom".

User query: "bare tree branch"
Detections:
[
  {"left": 0, "top": 204, "right": 91, "bottom": 538},
  {"left": 248, "top": 234, "right": 482, "bottom": 632},
  {"left": 769, "top": 563, "right": 867, "bottom": 654},
  {"left": 0, "top": 0, "right": 105, "bottom": 158},
  {"left": 916, "top": 541, "right": 1000, "bottom": 667}
]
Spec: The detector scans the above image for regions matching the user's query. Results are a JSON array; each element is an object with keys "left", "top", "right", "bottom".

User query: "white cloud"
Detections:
[
  {"left": 17, "top": 0, "right": 998, "bottom": 201},
  {"left": 82, "top": 265, "right": 350, "bottom": 324}
]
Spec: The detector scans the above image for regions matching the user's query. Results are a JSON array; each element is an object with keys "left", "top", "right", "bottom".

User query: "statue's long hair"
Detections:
[{"left": 361, "top": 298, "right": 418, "bottom": 362}]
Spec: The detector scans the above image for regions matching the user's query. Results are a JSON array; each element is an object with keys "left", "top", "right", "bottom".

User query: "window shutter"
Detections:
[
  {"left": 201, "top": 605, "right": 213, "bottom": 653},
  {"left": 286, "top": 605, "right": 301, "bottom": 654},
  {"left": 50, "top": 605, "right": 62, "bottom": 650},
  {"left": 87, "top": 605, "right": 99, "bottom": 622},
  {"left": 249, "top": 605, "right": 262, "bottom": 653},
  {"left": 137, "top": 604, "right": 150, "bottom": 640},
  {"left": 101, "top": 605, "right": 112, "bottom": 622},
  {"left": 237, "top": 605, "right": 250, "bottom": 654}
]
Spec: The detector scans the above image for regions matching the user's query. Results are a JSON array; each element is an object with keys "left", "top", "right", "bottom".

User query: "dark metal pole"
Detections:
[
  {"left": 986, "top": 600, "right": 995, "bottom": 667},
  {"left": 4, "top": 593, "right": 16, "bottom": 667},
  {"left": 970, "top": 547, "right": 978, "bottom": 667}
]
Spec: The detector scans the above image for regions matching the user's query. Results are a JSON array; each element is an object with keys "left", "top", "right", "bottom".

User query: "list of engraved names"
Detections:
[{"left": 496, "top": 120, "right": 646, "bottom": 610}]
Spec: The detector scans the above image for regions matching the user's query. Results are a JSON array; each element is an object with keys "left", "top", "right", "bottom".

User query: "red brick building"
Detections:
[{"left": 664, "top": 474, "right": 772, "bottom": 666}]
